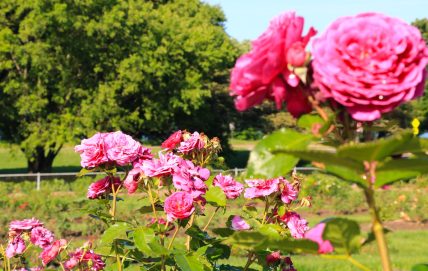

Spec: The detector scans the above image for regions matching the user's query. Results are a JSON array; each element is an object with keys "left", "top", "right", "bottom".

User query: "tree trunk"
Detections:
[{"left": 27, "top": 147, "right": 58, "bottom": 173}]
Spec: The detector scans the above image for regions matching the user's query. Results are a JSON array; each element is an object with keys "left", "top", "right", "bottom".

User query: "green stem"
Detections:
[
  {"left": 185, "top": 213, "right": 195, "bottom": 251},
  {"left": 261, "top": 197, "right": 270, "bottom": 224},
  {"left": 364, "top": 187, "right": 392, "bottom": 271},
  {"left": 110, "top": 183, "right": 121, "bottom": 221},
  {"left": 243, "top": 252, "right": 255, "bottom": 271},
  {"left": 167, "top": 226, "right": 180, "bottom": 250},
  {"left": 115, "top": 241, "right": 123, "bottom": 271},
  {"left": 202, "top": 207, "right": 220, "bottom": 231},
  {"left": 348, "top": 256, "right": 371, "bottom": 271},
  {"left": 147, "top": 183, "right": 161, "bottom": 231}
]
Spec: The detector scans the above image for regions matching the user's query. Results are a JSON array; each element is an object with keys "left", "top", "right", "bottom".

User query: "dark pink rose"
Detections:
[
  {"left": 178, "top": 132, "right": 205, "bottom": 154},
  {"left": 74, "top": 133, "right": 108, "bottom": 168},
  {"left": 281, "top": 212, "right": 309, "bottom": 239},
  {"left": 40, "top": 239, "right": 67, "bottom": 265},
  {"left": 213, "top": 173, "right": 244, "bottom": 199},
  {"left": 312, "top": 13, "right": 428, "bottom": 121},
  {"left": 231, "top": 216, "right": 251, "bottom": 231},
  {"left": 105, "top": 131, "right": 142, "bottom": 166},
  {"left": 6, "top": 236, "right": 26, "bottom": 258},
  {"left": 64, "top": 249, "right": 105, "bottom": 271},
  {"left": 304, "top": 223, "right": 334, "bottom": 254},
  {"left": 266, "top": 251, "right": 281, "bottom": 265},
  {"left": 230, "top": 12, "right": 316, "bottom": 117},
  {"left": 164, "top": 191, "right": 195, "bottom": 221},
  {"left": 30, "top": 226, "right": 54, "bottom": 249},
  {"left": 161, "top": 130, "right": 183, "bottom": 150},
  {"left": 10, "top": 218, "right": 43, "bottom": 231},
  {"left": 87, "top": 176, "right": 121, "bottom": 199},
  {"left": 280, "top": 178, "right": 298, "bottom": 204},
  {"left": 133, "top": 146, "right": 153, "bottom": 166},
  {"left": 244, "top": 178, "right": 280, "bottom": 199}
]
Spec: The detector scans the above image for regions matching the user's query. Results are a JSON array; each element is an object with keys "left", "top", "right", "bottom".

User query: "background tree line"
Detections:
[{"left": 0, "top": 0, "right": 427, "bottom": 172}]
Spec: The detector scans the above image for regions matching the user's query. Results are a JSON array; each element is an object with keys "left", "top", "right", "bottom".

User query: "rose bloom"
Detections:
[
  {"left": 266, "top": 251, "right": 281, "bottom": 265},
  {"left": 304, "top": 223, "right": 334, "bottom": 254},
  {"left": 244, "top": 178, "right": 280, "bottom": 199},
  {"left": 10, "top": 218, "right": 43, "bottom": 232},
  {"left": 230, "top": 12, "right": 316, "bottom": 117},
  {"left": 172, "top": 159, "right": 210, "bottom": 198},
  {"left": 133, "top": 146, "right": 153, "bottom": 166},
  {"left": 164, "top": 191, "right": 195, "bottom": 221},
  {"left": 105, "top": 131, "right": 142, "bottom": 166},
  {"left": 280, "top": 179, "right": 298, "bottom": 204},
  {"left": 75, "top": 133, "right": 108, "bottom": 168},
  {"left": 213, "top": 173, "right": 244, "bottom": 199},
  {"left": 64, "top": 249, "right": 105, "bottom": 271},
  {"left": 40, "top": 239, "right": 67, "bottom": 265},
  {"left": 231, "top": 216, "right": 251, "bottom": 231},
  {"left": 178, "top": 132, "right": 205, "bottom": 154},
  {"left": 161, "top": 130, "right": 183, "bottom": 150},
  {"left": 312, "top": 13, "right": 428, "bottom": 121},
  {"left": 6, "top": 236, "right": 26, "bottom": 258},
  {"left": 87, "top": 176, "right": 121, "bottom": 199},
  {"left": 281, "top": 212, "right": 309, "bottom": 239},
  {"left": 30, "top": 226, "right": 54, "bottom": 249},
  {"left": 142, "top": 152, "right": 181, "bottom": 178},
  {"left": 123, "top": 165, "right": 143, "bottom": 194}
]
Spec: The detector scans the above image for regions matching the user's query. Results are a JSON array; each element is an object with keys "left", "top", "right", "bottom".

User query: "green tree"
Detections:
[{"left": 0, "top": 0, "right": 239, "bottom": 172}]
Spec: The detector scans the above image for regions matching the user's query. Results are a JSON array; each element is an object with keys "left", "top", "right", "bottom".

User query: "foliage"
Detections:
[{"left": 0, "top": 0, "right": 239, "bottom": 172}]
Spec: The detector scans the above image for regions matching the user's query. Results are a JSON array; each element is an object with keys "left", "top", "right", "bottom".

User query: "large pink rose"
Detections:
[
  {"left": 312, "top": 13, "right": 428, "bottom": 121},
  {"left": 75, "top": 133, "right": 109, "bottom": 168},
  {"left": 64, "top": 249, "right": 105, "bottom": 271},
  {"left": 178, "top": 132, "right": 205, "bottom": 154},
  {"left": 172, "top": 159, "right": 210, "bottom": 198},
  {"left": 30, "top": 226, "right": 54, "bottom": 249},
  {"left": 164, "top": 191, "right": 195, "bottom": 221},
  {"left": 230, "top": 12, "right": 316, "bottom": 117},
  {"left": 142, "top": 152, "right": 181, "bottom": 178},
  {"left": 105, "top": 131, "right": 142, "bottom": 166},
  {"left": 281, "top": 212, "right": 308, "bottom": 239},
  {"left": 244, "top": 178, "right": 280, "bottom": 199},
  {"left": 40, "top": 239, "right": 67, "bottom": 265},
  {"left": 87, "top": 176, "right": 121, "bottom": 199},
  {"left": 10, "top": 218, "right": 43, "bottom": 232}
]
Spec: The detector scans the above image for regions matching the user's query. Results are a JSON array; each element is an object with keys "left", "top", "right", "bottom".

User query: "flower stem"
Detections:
[
  {"left": 167, "top": 226, "right": 180, "bottom": 250},
  {"left": 243, "top": 252, "right": 255, "bottom": 271},
  {"left": 364, "top": 187, "right": 392, "bottom": 271},
  {"left": 347, "top": 256, "right": 371, "bottom": 271},
  {"left": 261, "top": 197, "right": 270, "bottom": 224},
  {"left": 202, "top": 207, "right": 220, "bottom": 231},
  {"left": 147, "top": 183, "right": 159, "bottom": 223},
  {"left": 114, "top": 240, "right": 123, "bottom": 271},
  {"left": 185, "top": 213, "right": 195, "bottom": 251},
  {"left": 110, "top": 183, "right": 121, "bottom": 221}
]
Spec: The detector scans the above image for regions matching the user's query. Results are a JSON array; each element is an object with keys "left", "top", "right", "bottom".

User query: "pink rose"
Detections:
[
  {"left": 6, "top": 236, "right": 26, "bottom": 258},
  {"left": 64, "top": 249, "right": 105, "bottom": 271},
  {"left": 244, "top": 178, "right": 280, "bottom": 199},
  {"left": 30, "top": 226, "right": 54, "bottom": 249},
  {"left": 281, "top": 212, "right": 308, "bottom": 239},
  {"left": 105, "top": 131, "right": 142, "bottom": 166},
  {"left": 304, "top": 223, "right": 334, "bottom": 254},
  {"left": 142, "top": 152, "right": 181, "bottom": 178},
  {"left": 172, "top": 159, "right": 210, "bottom": 198},
  {"left": 10, "top": 218, "right": 43, "bottom": 232},
  {"left": 40, "top": 239, "right": 67, "bottom": 265},
  {"left": 231, "top": 216, "right": 251, "bottom": 231},
  {"left": 133, "top": 146, "right": 153, "bottom": 166},
  {"left": 178, "top": 132, "right": 205, "bottom": 154},
  {"left": 161, "top": 130, "right": 183, "bottom": 150},
  {"left": 87, "top": 176, "right": 121, "bottom": 199},
  {"left": 164, "top": 191, "right": 195, "bottom": 221},
  {"left": 312, "top": 13, "right": 428, "bottom": 121},
  {"left": 74, "top": 133, "right": 108, "bottom": 168},
  {"left": 213, "top": 173, "right": 244, "bottom": 199},
  {"left": 230, "top": 12, "right": 316, "bottom": 117},
  {"left": 280, "top": 179, "right": 298, "bottom": 204}
]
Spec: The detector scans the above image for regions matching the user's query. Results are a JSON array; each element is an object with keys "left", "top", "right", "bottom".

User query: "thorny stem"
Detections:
[
  {"left": 202, "top": 207, "right": 220, "bottom": 231},
  {"left": 363, "top": 163, "right": 392, "bottom": 271}
]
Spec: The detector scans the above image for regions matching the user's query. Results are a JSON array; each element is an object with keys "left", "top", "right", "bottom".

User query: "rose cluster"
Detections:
[
  {"left": 5, "top": 218, "right": 105, "bottom": 270},
  {"left": 230, "top": 12, "right": 428, "bottom": 122}
]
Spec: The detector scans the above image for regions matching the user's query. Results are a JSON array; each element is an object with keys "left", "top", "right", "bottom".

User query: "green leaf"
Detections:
[
  {"left": 247, "top": 129, "right": 314, "bottom": 178},
  {"left": 100, "top": 223, "right": 130, "bottom": 246},
  {"left": 337, "top": 131, "right": 413, "bottom": 162},
  {"left": 412, "top": 264, "right": 428, "bottom": 271},
  {"left": 297, "top": 114, "right": 324, "bottom": 130},
  {"left": 376, "top": 157, "right": 428, "bottom": 186},
  {"left": 206, "top": 244, "right": 231, "bottom": 261},
  {"left": 205, "top": 186, "right": 226, "bottom": 207},
  {"left": 133, "top": 227, "right": 156, "bottom": 257},
  {"left": 324, "top": 165, "right": 367, "bottom": 187},
  {"left": 322, "top": 217, "right": 362, "bottom": 255},
  {"left": 174, "top": 253, "right": 206, "bottom": 271},
  {"left": 77, "top": 167, "right": 97, "bottom": 177},
  {"left": 211, "top": 228, "right": 234, "bottom": 237},
  {"left": 185, "top": 225, "right": 214, "bottom": 242}
]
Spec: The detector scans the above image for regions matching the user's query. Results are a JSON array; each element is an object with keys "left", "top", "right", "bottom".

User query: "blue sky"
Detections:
[{"left": 203, "top": 0, "right": 428, "bottom": 41}]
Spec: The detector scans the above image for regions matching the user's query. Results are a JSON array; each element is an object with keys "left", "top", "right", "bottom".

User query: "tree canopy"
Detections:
[{"left": 0, "top": 0, "right": 240, "bottom": 172}]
